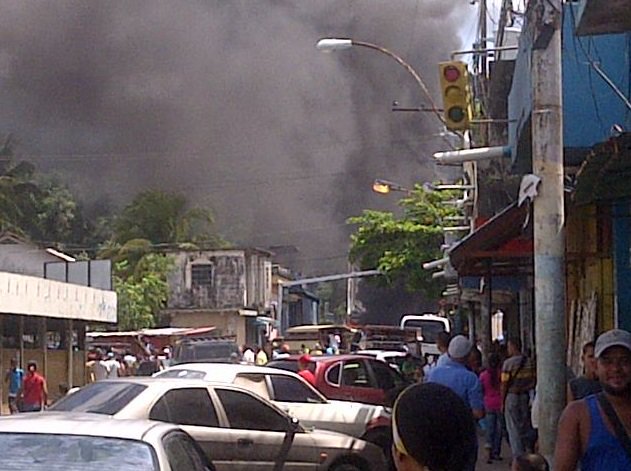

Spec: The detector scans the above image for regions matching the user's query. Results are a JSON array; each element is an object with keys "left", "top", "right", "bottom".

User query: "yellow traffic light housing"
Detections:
[{"left": 438, "top": 61, "right": 473, "bottom": 131}]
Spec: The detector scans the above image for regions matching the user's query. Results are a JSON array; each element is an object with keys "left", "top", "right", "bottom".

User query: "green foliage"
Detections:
[
  {"left": 0, "top": 140, "right": 85, "bottom": 243},
  {"left": 113, "top": 253, "right": 173, "bottom": 330},
  {"left": 348, "top": 184, "right": 460, "bottom": 297},
  {"left": 113, "top": 190, "right": 226, "bottom": 247}
]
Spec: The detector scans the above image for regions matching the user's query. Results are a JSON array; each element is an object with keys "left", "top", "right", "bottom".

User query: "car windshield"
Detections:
[
  {"left": 155, "top": 369, "right": 206, "bottom": 380},
  {"left": 403, "top": 320, "right": 446, "bottom": 343},
  {"left": 0, "top": 433, "right": 157, "bottom": 470},
  {"left": 49, "top": 382, "right": 146, "bottom": 415},
  {"left": 266, "top": 360, "right": 299, "bottom": 373}
]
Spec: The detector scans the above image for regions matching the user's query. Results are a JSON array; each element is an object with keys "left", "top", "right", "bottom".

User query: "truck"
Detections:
[{"left": 399, "top": 314, "right": 450, "bottom": 357}]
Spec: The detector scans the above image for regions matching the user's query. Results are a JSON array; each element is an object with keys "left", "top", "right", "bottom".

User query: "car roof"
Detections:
[
  {"left": 92, "top": 377, "right": 251, "bottom": 389},
  {"left": 355, "top": 350, "right": 407, "bottom": 356},
  {"left": 160, "top": 362, "right": 299, "bottom": 379},
  {"left": 0, "top": 412, "right": 177, "bottom": 440},
  {"left": 270, "top": 354, "right": 376, "bottom": 362}
]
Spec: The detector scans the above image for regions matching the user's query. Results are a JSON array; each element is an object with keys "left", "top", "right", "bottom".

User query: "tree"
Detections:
[
  {"left": 114, "top": 253, "right": 173, "bottom": 330},
  {"left": 348, "top": 185, "right": 460, "bottom": 298},
  {"left": 113, "top": 190, "right": 226, "bottom": 247},
  {"left": 0, "top": 137, "right": 87, "bottom": 244}
]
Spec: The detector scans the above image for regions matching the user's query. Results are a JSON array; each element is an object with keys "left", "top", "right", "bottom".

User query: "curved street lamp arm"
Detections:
[{"left": 350, "top": 40, "right": 446, "bottom": 127}]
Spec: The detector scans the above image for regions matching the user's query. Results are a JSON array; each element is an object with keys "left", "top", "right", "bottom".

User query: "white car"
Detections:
[
  {"left": 352, "top": 350, "right": 409, "bottom": 372},
  {"left": 154, "top": 363, "right": 392, "bottom": 449},
  {"left": 0, "top": 412, "right": 214, "bottom": 471},
  {"left": 50, "top": 378, "right": 387, "bottom": 471}
]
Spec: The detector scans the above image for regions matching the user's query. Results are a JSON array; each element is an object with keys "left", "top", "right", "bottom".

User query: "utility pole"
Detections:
[{"left": 531, "top": 0, "right": 565, "bottom": 460}]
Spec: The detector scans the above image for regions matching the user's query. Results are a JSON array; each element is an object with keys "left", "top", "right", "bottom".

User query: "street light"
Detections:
[
  {"left": 372, "top": 179, "right": 413, "bottom": 195},
  {"left": 316, "top": 37, "right": 445, "bottom": 126}
]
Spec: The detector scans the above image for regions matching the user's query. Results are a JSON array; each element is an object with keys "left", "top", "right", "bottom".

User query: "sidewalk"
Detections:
[{"left": 476, "top": 433, "right": 512, "bottom": 470}]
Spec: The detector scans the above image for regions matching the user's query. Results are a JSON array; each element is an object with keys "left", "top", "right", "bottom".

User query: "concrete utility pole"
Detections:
[{"left": 531, "top": 0, "right": 565, "bottom": 460}]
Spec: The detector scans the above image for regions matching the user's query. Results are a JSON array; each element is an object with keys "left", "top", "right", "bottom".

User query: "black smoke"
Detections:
[{"left": 0, "top": 1, "right": 475, "bottom": 315}]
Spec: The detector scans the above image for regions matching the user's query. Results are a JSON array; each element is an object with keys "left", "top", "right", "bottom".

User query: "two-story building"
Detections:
[{"left": 163, "top": 248, "right": 274, "bottom": 347}]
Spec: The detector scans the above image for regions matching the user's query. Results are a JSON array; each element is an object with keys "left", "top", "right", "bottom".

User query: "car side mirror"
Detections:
[{"left": 288, "top": 416, "right": 300, "bottom": 432}]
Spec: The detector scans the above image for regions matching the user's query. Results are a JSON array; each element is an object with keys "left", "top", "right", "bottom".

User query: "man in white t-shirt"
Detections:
[{"left": 104, "top": 352, "right": 120, "bottom": 378}]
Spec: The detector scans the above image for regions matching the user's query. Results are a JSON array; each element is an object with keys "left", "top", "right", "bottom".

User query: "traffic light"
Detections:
[{"left": 438, "top": 61, "right": 472, "bottom": 131}]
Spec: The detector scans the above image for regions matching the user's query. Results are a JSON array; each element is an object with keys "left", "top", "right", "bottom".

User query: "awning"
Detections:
[
  {"left": 448, "top": 201, "right": 533, "bottom": 276},
  {"left": 573, "top": 133, "right": 631, "bottom": 205}
]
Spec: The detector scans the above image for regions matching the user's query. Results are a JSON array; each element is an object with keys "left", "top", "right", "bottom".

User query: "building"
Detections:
[
  {"left": 0, "top": 233, "right": 117, "bottom": 407},
  {"left": 163, "top": 248, "right": 274, "bottom": 346},
  {"left": 445, "top": 0, "right": 631, "bottom": 370}
]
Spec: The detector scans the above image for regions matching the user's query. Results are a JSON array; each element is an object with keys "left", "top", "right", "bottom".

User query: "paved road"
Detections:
[{"left": 475, "top": 433, "right": 511, "bottom": 470}]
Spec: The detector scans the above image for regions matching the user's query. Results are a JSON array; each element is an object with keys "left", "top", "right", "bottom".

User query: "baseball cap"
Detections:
[
  {"left": 594, "top": 329, "right": 631, "bottom": 358},
  {"left": 448, "top": 335, "right": 473, "bottom": 360},
  {"left": 298, "top": 354, "right": 312, "bottom": 364}
]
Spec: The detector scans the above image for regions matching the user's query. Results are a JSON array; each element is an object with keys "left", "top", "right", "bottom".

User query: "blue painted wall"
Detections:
[
  {"left": 613, "top": 200, "right": 631, "bottom": 331},
  {"left": 509, "top": 4, "right": 631, "bottom": 165},
  {"left": 562, "top": 5, "right": 631, "bottom": 148}
]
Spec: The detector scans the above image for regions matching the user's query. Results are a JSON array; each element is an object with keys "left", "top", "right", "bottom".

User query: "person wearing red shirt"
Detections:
[
  {"left": 19, "top": 361, "right": 48, "bottom": 412},
  {"left": 297, "top": 354, "right": 316, "bottom": 386}
]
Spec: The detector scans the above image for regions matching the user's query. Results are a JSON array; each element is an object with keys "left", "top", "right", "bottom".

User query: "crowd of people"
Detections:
[
  {"left": 392, "top": 327, "right": 631, "bottom": 471},
  {"left": 5, "top": 327, "right": 631, "bottom": 470}
]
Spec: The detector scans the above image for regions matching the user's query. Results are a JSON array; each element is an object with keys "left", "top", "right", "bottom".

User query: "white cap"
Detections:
[
  {"left": 595, "top": 329, "right": 631, "bottom": 358},
  {"left": 448, "top": 335, "right": 473, "bottom": 360}
]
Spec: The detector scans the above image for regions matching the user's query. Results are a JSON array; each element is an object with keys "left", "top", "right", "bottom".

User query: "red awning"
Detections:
[
  {"left": 181, "top": 326, "right": 216, "bottom": 337},
  {"left": 448, "top": 201, "right": 533, "bottom": 276}
]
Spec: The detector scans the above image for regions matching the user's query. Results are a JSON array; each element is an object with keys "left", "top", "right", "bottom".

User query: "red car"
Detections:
[{"left": 267, "top": 354, "right": 411, "bottom": 406}]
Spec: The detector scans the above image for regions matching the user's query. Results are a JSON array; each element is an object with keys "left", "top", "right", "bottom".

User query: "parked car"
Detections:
[
  {"left": 266, "top": 354, "right": 411, "bottom": 406},
  {"left": 154, "top": 363, "right": 392, "bottom": 452},
  {"left": 0, "top": 412, "right": 214, "bottom": 471},
  {"left": 352, "top": 350, "right": 409, "bottom": 372},
  {"left": 171, "top": 337, "right": 240, "bottom": 365},
  {"left": 50, "top": 378, "right": 387, "bottom": 471}
]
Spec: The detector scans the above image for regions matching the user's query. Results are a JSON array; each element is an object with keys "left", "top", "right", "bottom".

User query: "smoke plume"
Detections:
[{"left": 0, "top": 1, "right": 474, "bottom": 313}]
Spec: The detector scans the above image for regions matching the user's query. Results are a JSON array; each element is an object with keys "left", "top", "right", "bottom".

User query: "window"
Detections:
[
  {"left": 216, "top": 388, "right": 289, "bottom": 432},
  {"left": 325, "top": 363, "right": 341, "bottom": 386},
  {"left": 269, "top": 375, "right": 325, "bottom": 403},
  {"left": 370, "top": 360, "right": 401, "bottom": 391},
  {"left": 163, "top": 432, "right": 213, "bottom": 471},
  {"left": 0, "top": 433, "right": 158, "bottom": 471},
  {"left": 49, "top": 382, "right": 146, "bottom": 415},
  {"left": 191, "top": 264, "right": 213, "bottom": 288},
  {"left": 341, "top": 360, "right": 372, "bottom": 388},
  {"left": 149, "top": 388, "right": 219, "bottom": 427}
]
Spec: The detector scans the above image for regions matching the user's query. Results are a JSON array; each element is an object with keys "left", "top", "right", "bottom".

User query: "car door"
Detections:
[
  {"left": 339, "top": 359, "right": 383, "bottom": 405},
  {"left": 367, "top": 359, "right": 409, "bottom": 406},
  {"left": 162, "top": 430, "right": 216, "bottom": 471},
  {"left": 149, "top": 387, "right": 235, "bottom": 469},
  {"left": 267, "top": 373, "right": 359, "bottom": 437},
  {"left": 213, "top": 387, "right": 318, "bottom": 471}
]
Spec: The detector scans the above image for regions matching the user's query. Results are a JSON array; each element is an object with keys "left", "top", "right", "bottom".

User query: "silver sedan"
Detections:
[
  {"left": 50, "top": 378, "right": 387, "bottom": 471},
  {"left": 0, "top": 412, "right": 214, "bottom": 470}
]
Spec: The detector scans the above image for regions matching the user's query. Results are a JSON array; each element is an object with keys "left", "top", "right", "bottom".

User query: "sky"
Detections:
[{"left": 0, "top": 1, "right": 483, "bottom": 287}]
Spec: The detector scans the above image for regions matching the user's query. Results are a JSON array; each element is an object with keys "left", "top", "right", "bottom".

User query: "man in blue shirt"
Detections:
[
  {"left": 426, "top": 335, "right": 485, "bottom": 469},
  {"left": 4, "top": 358, "right": 24, "bottom": 414}
]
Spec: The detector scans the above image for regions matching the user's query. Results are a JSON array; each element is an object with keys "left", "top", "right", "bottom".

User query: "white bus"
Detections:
[{"left": 399, "top": 314, "right": 450, "bottom": 357}]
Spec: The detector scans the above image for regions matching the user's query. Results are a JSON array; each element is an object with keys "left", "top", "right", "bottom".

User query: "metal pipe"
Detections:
[
  {"left": 433, "top": 145, "right": 510, "bottom": 165},
  {"left": 450, "top": 45, "right": 519, "bottom": 61},
  {"left": 422, "top": 257, "right": 449, "bottom": 270}
]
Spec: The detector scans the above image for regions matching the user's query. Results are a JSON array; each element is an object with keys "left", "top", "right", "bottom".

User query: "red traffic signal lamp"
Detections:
[{"left": 438, "top": 61, "right": 473, "bottom": 131}]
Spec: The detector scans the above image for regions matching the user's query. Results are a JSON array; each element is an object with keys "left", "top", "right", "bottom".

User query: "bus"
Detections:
[{"left": 399, "top": 314, "right": 450, "bottom": 357}]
